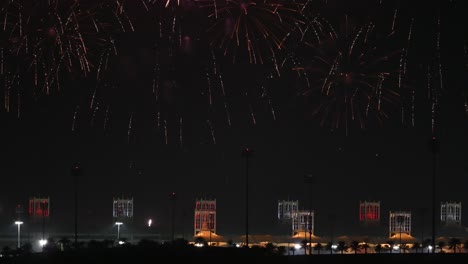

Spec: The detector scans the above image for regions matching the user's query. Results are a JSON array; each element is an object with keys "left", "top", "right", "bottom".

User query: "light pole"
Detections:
[
  {"left": 428, "top": 136, "right": 439, "bottom": 253},
  {"left": 71, "top": 163, "right": 82, "bottom": 248},
  {"left": 242, "top": 146, "right": 253, "bottom": 248},
  {"left": 115, "top": 222, "right": 123, "bottom": 241},
  {"left": 397, "top": 215, "right": 404, "bottom": 253},
  {"left": 304, "top": 174, "right": 314, "bottom": 255},
  {"left": 15, "top": 221, "right": 23, "bottom": 249},
  {"left": 209, "top": 212, "right": 213, "bottom": 246},
  {"left": 169, "top": 192, "right": 177, "bottom": 242}
]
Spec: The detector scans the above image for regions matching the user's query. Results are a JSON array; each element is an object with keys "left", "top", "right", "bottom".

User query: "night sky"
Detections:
[{"left": 0, "top": 0, "right": 467, "bottom": 239}]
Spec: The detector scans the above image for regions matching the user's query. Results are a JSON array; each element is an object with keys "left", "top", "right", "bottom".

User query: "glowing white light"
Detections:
[
  {"left": 294, "top": 244, "right": 301, "bottom": 250},
  {"left": 39, "top": 239, "right": 47, "bottom": 247},
  {"left": 393, "top": 245, "right": 400, "bottom": 251},
  {"left": 147, "top": 219, "right": 152, "bottom": 227},
  {"left": 118, "top": 240, "right": 125, "bottom": 245},
  {"left": 331, "top": 244, "right": 338, "bottom": 249},
  {"left": 195, "top": 242, "right": 204, "bottom": 247}
]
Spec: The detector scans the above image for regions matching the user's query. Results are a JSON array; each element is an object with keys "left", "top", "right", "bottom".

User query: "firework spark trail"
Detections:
[
  {"left": 260, "top": 73, "right": 277, "bottom": 121},
  {"left": 218, "top": 74, "right": 232, "bottom": 126},
  {"left": 163, "top": 118, "right": 168, "bottom": 145},
  {"left": 391, "top": 8, "right": 397, "bottom": 32},
  {"left": 71, "top": 105, "right": 79, "bottom": 132},
  {"left": 206, "top": 70, "right": 213, "bottom": 105},
  {"left": 179, "top": 116, "right": 183, "bottom": 147},
  {"left": 405, "top": 18, "right": 415, "bottom": 126},
  {"left": 90, "top": 102, "right": 99, "bottom": 127},
  {"left": 211, "top": 48, "right": 217, "bottom": 75},
  {"left": 156, "top": 111, "right": 161, "bottom": 130},
  {"left": 103, "top": 105, "right": 110, "bottom": 132},
  {"left": 436, "top": 17, "right": 444, "bottom": 92},
  {"left": 3, "top": 77, "right": 10, "bottom": 112},
  {"left": 152, "top": 63, "right": 160, "bottom": 100},
  {"left": 206, "top": 119, "right": 216, "bottom": 144},
  {"left": 249, "top": 103, "right": 256, "bottom": 126},
  {"left": 127, "top": 112, "right": 133, "bottom": 143}
]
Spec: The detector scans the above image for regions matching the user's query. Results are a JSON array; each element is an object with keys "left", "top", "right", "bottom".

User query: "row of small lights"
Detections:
[{"left": 12, "top": 219, "right": 142, "bottom": 250}]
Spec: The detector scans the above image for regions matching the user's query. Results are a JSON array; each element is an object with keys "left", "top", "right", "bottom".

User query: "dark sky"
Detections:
[{"left": 0, "top": 0, "right": 467, "bottom": 239}]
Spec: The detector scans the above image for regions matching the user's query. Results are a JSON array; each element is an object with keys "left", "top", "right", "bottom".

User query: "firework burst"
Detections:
[
  {"left": 0, "top": 0, "right": 129, "bottom": 95},
  {"left": 196, "top": 0, "right": 304, "bottom": 67},
  {"left": 293, "top": 15, "right": 404, "bottom": 135}
]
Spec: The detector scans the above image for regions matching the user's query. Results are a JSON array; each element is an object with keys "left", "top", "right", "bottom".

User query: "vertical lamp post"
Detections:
[
  {"left": 15, "top": 221, "right": 23, "bottom": 249},
  {"left": 169, "top": 192, "right": 177, "bottom": 242},
  {"left": 428, "top": 136, "right": 439, "bottom": 253},
  {"left": 397, "top": 215, "right": 404, "bottom": 253},
  {"left": 209, "top": 212, "right": 213, "bottom": 246},
  {"left": 115, "top": 222, "right": 123, "bottom": 241},
  {"left": 242, "top": 146, "right": 253, "bottom": 248},
  {"left": 71, "top": 163, "right": 81, "bottom": 248},
  {"left": 304, "top": 174, "right": 314, "bottom": 255}
]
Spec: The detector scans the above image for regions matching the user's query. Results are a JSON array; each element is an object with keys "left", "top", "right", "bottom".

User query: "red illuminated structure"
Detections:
[
  {"left": 29, "top": 197, "right": 50, "bottom": 220},
  {"left": 359, "top": 200, "right": 380, "bottom": 223},
  {"left": 194, "top": 198, "right": 216, "bottom": 236}
]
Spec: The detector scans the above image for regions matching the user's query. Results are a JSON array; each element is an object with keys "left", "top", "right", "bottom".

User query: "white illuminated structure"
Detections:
[
  {"left": 389, "top": 211, "right": 412, "bottom": 237},
  {"left": 113, "top": 197, "right": 133, "bottom": 219},
  {"left": 278, "top": 200, "right": 299, "bottom": 222},
  {"left": 292, "top": 210, "right": 314, "bottom": 237},
  {"left": 441, "top": 201, "right": 462, "bottom": 226}
]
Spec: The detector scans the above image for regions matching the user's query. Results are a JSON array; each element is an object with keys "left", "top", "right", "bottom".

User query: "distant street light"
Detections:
[
  {"left": 71, "top": 163, "right": 82, "bottom": 248},
  {"left": 14, "top": 221, "right": 23, "bottom": 249},
  {"left": 241, "top": 146, "right": 253, "bottom": 248},
  {"left": 115, "top": 222, "right": 123, "bottom": 241}
]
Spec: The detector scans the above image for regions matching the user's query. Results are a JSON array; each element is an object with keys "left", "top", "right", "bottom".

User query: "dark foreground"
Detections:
[{"left": 2, "top": 246, "right": 468, "bottom": 264}]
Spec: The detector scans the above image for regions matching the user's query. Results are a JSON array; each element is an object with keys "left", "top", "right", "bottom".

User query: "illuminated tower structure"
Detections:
[
  {"left": 113, "top": 197, "right": 134, "bottom": 225},
  {"left": 292, "top": 210, "right": 314, "bottom": 237},
  {"left": 278, "top": 200, "right": 299, "bottom": 223},
  {"left": 28, "top": 196, "right": 50, "bottom": 240},
  {"left": 440, "top": 201, "right": 462, "bottom": 226},
  {"left": 29, "top": 197, "right": 50, "bottom": 222},
  {"left": 194, "top": 198, "right": 216, "bottom": 236},
  {"left": 359, "top": 200, "right": 381, "bottom": 227},
  {"left": 389, "top": 211, "right": 411, "bottom": 238}
]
